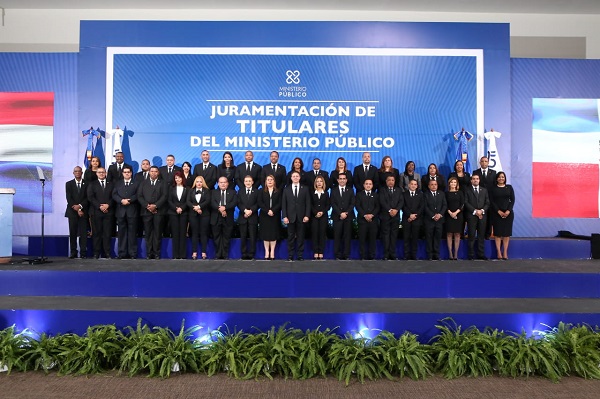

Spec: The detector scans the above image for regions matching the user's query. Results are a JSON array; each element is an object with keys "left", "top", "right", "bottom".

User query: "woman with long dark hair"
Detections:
[
  {"left": 167, "top": 171, "right": 189, "bottom": 259},
  {"left": 490, "top": 171, "right": 515, "bottom": 260}
]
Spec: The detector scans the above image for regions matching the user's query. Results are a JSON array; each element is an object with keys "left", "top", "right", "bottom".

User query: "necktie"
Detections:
[
  {"left": 77, "top": 182, "right": 81, "bottom": 191},
  {"left": 475, "top": 187, "right": 479, "bottom": 195},
  {"left": 100, "top": 181, "right": 105, "bottom": 189},
  {"left": 364, "top": 165, "right": 368, "bottom": 173},
  {"left": 315, "top": 170, "right": 318, "bottom": 176},
  {"left": 221, "top": 190, "right": 226, "bottom": 206},
  {"left": 432, "top": 191, "right": 436, "bottom": 197},
  {"left": 168, "top": 167, "right": 172, "bottom": 174},
  {"left": 144, "top": 172, "right": 148, "bottom": 180},
  {"left": 247, "top": 189, "right": 250, "bottom": 196},
  {"left": 196, "top": 190, "right": 201, "bottom": 194},
  {"left": 294, "top": 186, "right": 298, "bottom": 198},
  {"left": 247, "top": 163, "right": 251, "bottom": 173},
  {"left": 118, "top": 164, "right": 121, "bottom": 173},
  {"left": 125, "top": 181, "right": 129, "bottom": 187},
  {"left": 389, "top": 188, "right": 393, "bottom": 194},
  {"left": 367, "top": 191, "right": 371, "bottom": 197},
  {"left": 151, "top": 180, "right": 155, "bottom": 186},
  {"left": 204, "top": 164, "right": 207, "bottom": 171},
  {"left": 411, "top": 192, "right": 414, "bottom": 197},
  {"left": 273, "top": 164, "right": 277, "bottom": 171},
  {"left": 341, "top": 187, "right": 345, "bottom": 196},
  {"left": 483, "top": 170, "right": 487, "bottom": 179}
]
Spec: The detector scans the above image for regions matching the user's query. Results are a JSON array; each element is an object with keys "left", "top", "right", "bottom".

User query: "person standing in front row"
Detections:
[
  {"left": 310, "top": 175, "right": 330, "bottom": 260},
  {"left": 379, "top": 175, "right": 403, "bottom": 260},
  {"left": 112, "top": 166, "right": 140, "bottom": 259},
  {"left": 423, "top": 179, "right": 447, "bottom": 260},
  {"left": 402, "top": 179, "right": 424, "bottom": 260},
  {"left": 258, "top": 175, "right": 281, "bottom": 260},
  {"left": 187, "top": 176, "right": 211, "bottom": 260},
  {"left": 330, "top": 172, "right": 355, "bottom": 260},
  {"left": 237, "top": 176, "right": 259, "bottom": 260},
  {"left": 167, "top": 171, "right": 189, "bottom": 259},
  {"left": 356, "top": 179, "right": 380, "bottom": 260},
  {"left": 65, "top": 166, "right": 88, "bottom": 259},
  {"left": 137, "top": 166, "right": 167, "bottom": 260},
  {"left": 282, "top": 171, "right": 311, "bottom": 261},
  {"left": 464, "top": 174, "right": 490, "bottom": 260},
  {"left": 87, "top": 167, "right": 114, "bottom": 259},
  {"left": 211, "top": 176, "right": 238, "bottom": 259}
]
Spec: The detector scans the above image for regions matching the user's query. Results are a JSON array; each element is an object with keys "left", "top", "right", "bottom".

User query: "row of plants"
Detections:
[{"left": 1, "top": 319, "right": 600, "bottom": 384}]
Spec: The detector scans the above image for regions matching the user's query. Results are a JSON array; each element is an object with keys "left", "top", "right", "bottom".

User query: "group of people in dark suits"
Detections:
[{"left": 66, "top": 150, "right": 514, "bottom": 261}]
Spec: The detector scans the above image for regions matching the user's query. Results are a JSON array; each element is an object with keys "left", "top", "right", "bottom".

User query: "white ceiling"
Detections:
[{"left": 1, "top": 0, "right": 600, "bottom": 14}]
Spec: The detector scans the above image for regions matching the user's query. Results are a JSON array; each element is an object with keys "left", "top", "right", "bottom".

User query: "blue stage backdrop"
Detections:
[{"left": 79, "top": 21, "right": 510, "bottom": 193}]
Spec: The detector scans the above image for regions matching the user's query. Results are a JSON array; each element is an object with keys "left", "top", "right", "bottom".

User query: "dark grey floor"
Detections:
[{"left": 2, "top": 256, "right": 599, "bottom": 273}]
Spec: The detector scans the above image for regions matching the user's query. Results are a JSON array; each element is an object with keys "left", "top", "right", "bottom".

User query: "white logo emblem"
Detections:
[{"left": 286, "top": 70, "right": 300, "bottom": 84}]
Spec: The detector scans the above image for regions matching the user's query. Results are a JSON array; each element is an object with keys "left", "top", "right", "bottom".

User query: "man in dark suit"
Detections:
[
  {"left": 87, "top": 167, "right": 115, "bottom": 259},
  {"left": 193, "top": 150, "right": 218, "bottom": 190},
  {"left": 137, "top": 166, "right": 167, "bottom": 259},
  {"left": 158, "top": 154, "right": 181, "bottom": 185},
  {"left": 472, "top": 156, "right": 496, "bottom": 238},
  {"left": 402, "top": 179, "right": 424, "bottom": 260},
  {"left": 379, "top": 175, "right": 403, "bottom": 260},
  {"left": 464, "top": 174, "right": 490, "bottom": 260},
  {"left": 282, "top": 171, "right": 311, "bottom": 261},
  {"left": 261, "top": 150, "right": 287, "bottom": 190},
  {"left": 305, "top": 158, "right": 330, "bottom": 189},
  {"left": 65, "top": 166, "right": 89, "bottom": 258},
  {"left": 330, "top": 172, "right": 355, "bottom": 260},
  {"left": 353, "top": 152, "right": 379, "bottom": 192},
  {"left": 112, "top": 166, "right": 140, "bottom": 259},
  {"left": 423, "top": 179, "right": 447, "bottom": 260},
  {"left": 106, "top": 151, "right": 132, "bottom": 183},
  {"left": 237, "top": 176, "right": 259, "bottom": 260},
  {"left": 211, "top": 176, "right": 238, "bottom": 259},
  {"left": 235, "top": 150, "right": 262, "bottom": 190},
  {"left": 356, "top": 179, "right": 380, "bottom": 260},
  {"left": 134, "top": 159, "right": 151, "bottom": 183}
]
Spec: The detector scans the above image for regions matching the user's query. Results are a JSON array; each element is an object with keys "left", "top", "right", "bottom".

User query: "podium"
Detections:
[{"left": 0, "top": 188, "right": 15, "bottom": 263}]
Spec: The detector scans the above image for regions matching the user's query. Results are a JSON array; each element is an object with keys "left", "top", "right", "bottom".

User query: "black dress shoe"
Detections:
[
  {"left": 146, "top": 255, "right": 153, "bottom": 260},
  {"left": 288, "top": 256, "right": 294, "bottom": 261},
  {"left": 68, "top": 254, "right": 76, "bottom": 259},
  {"left": 389, "top": 256, "right": 397, "bottom": 261},
  {"left": 81, "top": 255, "right": 87, "bottom": 259},
  {"left": 432, "top": 256, "right": 439, "bottom": 260},
  {"left": 93, "top": 254, "right": 100, "bottom": 259},
  {"left": 155, "top": 256, "right": 161, "bottom": 260},
  {"left": 468, "top": 256, "right": 474, "bottom": 260},
  {"left": 297, "top": 257, "right": 304, "bottom": 261},
  {"left": 478, "top": 256, "right": 488, "bottom": 261}
]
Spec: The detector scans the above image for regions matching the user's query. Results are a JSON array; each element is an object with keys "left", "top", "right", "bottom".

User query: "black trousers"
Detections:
[
  {"left": 117, "top": 214, "right": 138, "bottom": 257},
  {"left": 402, "top": 218, "right": 422, "bottom": 259},
  {"left": 358, "top": 219, "right": 378, "bottom": 259},
  {"left": 287, "top": 220, "right": 306, "bottom": 258},
  {"left": 380, "top": 217, "right": 399, "bottom": 258},
  {"left": 425, "top": 219, "right": 444, "bottom": 259},
  {"left": 311, "top": 216, "right": 328, "bottom": 254},
  {"left": 212, "top": 218, "right": 233, "bottom": 258},
  {"left": 170, "top": 213, "right": 188, "bottom": 258},
  {"left": 467, "top": 215, "right": 487, "bottom": 258},
  {"left": 67, "top": 213, "right": 88, "bottom": 256},
  {"left": 333, "top": 218, "right": 352, "bottom": 258},
  {"left": 239, "top": 222, "right": 258, "bottom": 257},
  {"left": 92, "top": 212, "right": 113, "bottom": 257},
  {"left": 143, "top": 214, "right": 163, "bottom": 257},
  {"left": 189, "top": 214, "right": 210, "bottom": 254}
]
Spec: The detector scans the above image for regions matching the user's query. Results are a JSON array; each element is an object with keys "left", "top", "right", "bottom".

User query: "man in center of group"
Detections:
[
  {"left": 282, "top": 171, "right": 310, "bottom": 261},
  {"left": 211, "top": 176, "right": 238, "bottom": 259},
  {"left": 331, "top": 172, "right": 355, "bottom": 260}
]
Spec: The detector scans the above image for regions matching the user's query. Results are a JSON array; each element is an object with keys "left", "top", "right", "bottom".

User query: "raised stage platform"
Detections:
[{"left": 1, "top": 239, "right": 600, "bottom": 341}]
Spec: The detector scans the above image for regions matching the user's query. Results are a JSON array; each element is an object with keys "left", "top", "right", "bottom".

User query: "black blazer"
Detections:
[
  {"left": 282, "top": 184, "right": 311, "bottom": 223},
  {"left": 356, "top": 190, "right": 380, "bottom": 221},
  {"left": 261, "top": 163, "right": 287, "bottom": 191},
  {"left": 187, "top": 187, "right": 211, "bottom": 218},
  {"left": 158, "top": 165, "right": 182, "bottom": 185},
  {"left": 353, "top": 164, "right": 379, "bottom": 191},
  {"left": 237, "top": 187, "right": 259, "bottom": 224},
  {"left": 310, "top": 191, "right": 331, "bottom": 218},
  {"left": 137, "top": 179, "right": 168, "bottom": 216},
  {"left": 87, "top": 180, "right": 115, "bottom": 216},
  {"left": 423, "top": 190, "right": 447, "bottom": 221},
  {"left": 464, "top": 186, "right": 490, "bottom": 216},
  {"left": 107, "top": 162, "right": 133, "bottom": 183},
  {"left": 167, "top": 185, "right": 189, "bottom": 216},
  {"left": 210, "top": 188, "right": 238, "bottom": 224},
  {"left": 402, "top": 190, "right": 424, "bottom": 222},
  {"left": 134, "top": 170, "right": 150, "bottom": 184},
  {"left": 192, "top": 163, "right": 218, "bottom": 190},
  {"left": 258, "top": 189, "right": 282, "bottom": 217},
  {"left": 65, "top": 179, "right": 88, "bottom": 217},
  {"left": 330, "top": 186, "right": 355, "bottom": 221},
  {"left": 234, "top": 163, "right": 262, "bottom": 190},
  {"left": 112, "top": 179, "right": 140, "bottom": 218},
  {"left": 472, "top": 168, "right": 497, "bottom": 190},
  {"left": 330, "top": 170, "right": 354, "bottom": 190},
  {"left": 421, "top": 174, "right": 446, "bottom": 193},
  {"left": 377, "top": 169, "right": 401, "bottom": 189},
  {"left": 379, "top": 186, "right": 403, "bottom": 221}
]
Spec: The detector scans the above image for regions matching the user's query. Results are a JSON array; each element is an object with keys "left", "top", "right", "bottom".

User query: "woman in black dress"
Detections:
[
  {"left": 490, "top": 171, "right": 515, "bottom": 260},
  {"left": 445, "top": 176, "right": 464, "bottom": 260},
  {"left": 167, "top": 171, "right": 189, "bottom": 259},
  {"left": 378, "top": 155, "right": 401, "bottom": 190},
  {"left": 181, "top": 161, "right": 195, "bottom": 188},
  {"left": 217, "top": 151, "right": 236, "bottom": 186},
  {"left": 286, "top": 157, "right": 307, "bottom": 187},
  {"left": 258, "top": 174, "right": 282, "bottom": 260},
  {"left": 83, "top": 156, "right": 101, "bottom": 184},
  {"left": 449, "top": 160, "right": 470, "bottom": 192},
  {"left": 330, "top": 157, "right": 354, "bottom": 190},
  {"left": 187, "top": 175, "right": 211, "bottom": 260},
  {"left": 311, "top": 175, "right": 330, "bottom": 260},
  {"left": 421, "top": 163, "right": 446, "bottom": 193}
]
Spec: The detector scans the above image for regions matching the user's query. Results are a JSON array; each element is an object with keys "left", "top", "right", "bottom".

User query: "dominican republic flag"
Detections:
[
  {"left": 0, "top": 92, "right": 54, "bottom": 212},
  {"left": 532, "top": 98, "right": 600, "bottom": 218}
]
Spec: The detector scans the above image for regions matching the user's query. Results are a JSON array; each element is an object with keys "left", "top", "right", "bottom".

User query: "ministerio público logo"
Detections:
[{"left": 279, "top": 69, "right": 307, "bottom": 98}]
